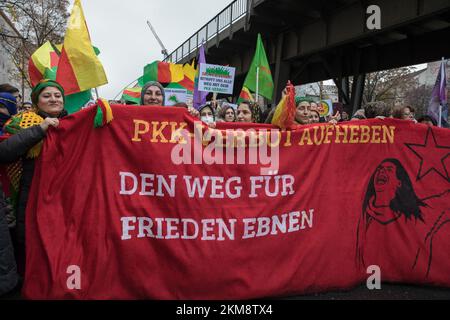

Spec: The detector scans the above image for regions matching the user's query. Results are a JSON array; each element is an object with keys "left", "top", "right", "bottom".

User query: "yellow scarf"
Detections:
[
  {"left": 3, "top": 111, "right": 45, "bottom": 158},
  {"left": 1, "top": 111, "right": 45, "bottom": 211}
]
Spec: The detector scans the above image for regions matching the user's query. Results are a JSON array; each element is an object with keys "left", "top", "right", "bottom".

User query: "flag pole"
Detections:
[
  {"left": 212, "top": 92, "right": 218, "bottom": 112},
  {"left": 256, "top": 66, "right": 259, "bottom": 104},
  {"left": 95, "top": 88, "right": 100, "bottom": 100},
  {"left": 439, "top": 56, "right": 445, "bottom": 127}
]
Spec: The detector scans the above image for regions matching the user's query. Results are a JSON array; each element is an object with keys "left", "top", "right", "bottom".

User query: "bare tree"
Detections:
[
  {"left": 362, "top": 66, "right": 418, "bottom": 106},
  {"left": 404, "top": 84, "right": 433, "bottom": 117},
  {"left": 0, "top": 0, "right": 69, "bottom": 88}
]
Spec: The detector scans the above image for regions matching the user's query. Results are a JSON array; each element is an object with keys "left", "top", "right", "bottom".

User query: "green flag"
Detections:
[
  {"left": 65, "top": 90, "right": 93, "bottom": 114},
  {"left": 43, "top": 67, "right": 57, "bottom": 81},
  {"left": 242, "top": 33, "right": 274, "bottom": 100},
  {"left": 137, "top": 76, "right": 145, "bottom": 87}
]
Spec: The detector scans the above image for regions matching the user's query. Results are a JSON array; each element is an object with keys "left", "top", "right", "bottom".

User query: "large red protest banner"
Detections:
[{"left": 23, "top": 105, "right": 449, "bottom": 299}]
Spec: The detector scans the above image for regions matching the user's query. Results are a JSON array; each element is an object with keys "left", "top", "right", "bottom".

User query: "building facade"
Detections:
[{"left": 0, "top": 10, "right": 23, "bottom": 90}]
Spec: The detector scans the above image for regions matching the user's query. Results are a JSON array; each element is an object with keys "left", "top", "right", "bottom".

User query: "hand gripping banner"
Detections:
[{"left": 22, "top": 105, "right": 450, "bottom": 299}]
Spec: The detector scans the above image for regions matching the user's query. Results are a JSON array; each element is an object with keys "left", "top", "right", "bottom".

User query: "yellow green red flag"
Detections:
[
  {"left": 177, "top": 61, "right": 196, "bottom": 92},
  {"left": 143, "top": 61, "right": 184, "bottom": 84},
  {"left": 121, "top": 87, "right": 142, "bottom": 104},
  {"left": 28, "top": 41, "right": 59, "bottom": 87},
  {"left": 237, "top": 86, "right": 254, "bottom": 104},
  {"left": 56, "top": 0, "right": 107, "bottom": 95}
]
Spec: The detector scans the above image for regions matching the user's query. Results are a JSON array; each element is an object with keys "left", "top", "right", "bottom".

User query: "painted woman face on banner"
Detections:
[{"left": 374, "top": 161, "right": 401, "bottom": 197}]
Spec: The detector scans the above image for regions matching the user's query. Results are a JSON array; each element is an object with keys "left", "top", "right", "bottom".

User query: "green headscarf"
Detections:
[
  {"left": 31, "top": 79, "right": 65, "bottom": 106},
  {"left": 295, "top": 96, "right": 314, "bottom": 105}
]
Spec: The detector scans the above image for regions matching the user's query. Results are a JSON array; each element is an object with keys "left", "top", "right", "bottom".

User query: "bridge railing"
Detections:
[{"left": 165, "top": 0, "right": 249, "bottom": 63}]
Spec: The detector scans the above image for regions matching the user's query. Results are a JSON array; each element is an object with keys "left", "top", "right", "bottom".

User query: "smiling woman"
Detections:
[
  {"left": 140, "top": 81, "right": 165, "bottom": 106},
  {"left": 0, "top": 79, "right": 68, "bottom": 277},
  {"left": 36, "top": 87, "right": 65, "bottom": 116}
]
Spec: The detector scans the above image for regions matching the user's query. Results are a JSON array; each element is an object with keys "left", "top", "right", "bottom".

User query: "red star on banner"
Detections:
[{"left": 405, "top": 127, "right": 450, "bottom": 182}]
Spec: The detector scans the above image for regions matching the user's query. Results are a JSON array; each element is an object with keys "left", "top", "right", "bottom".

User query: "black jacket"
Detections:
[
  {"left": 0, "top": 125, "right": 46, "bottom": 249},
  {"left": 0, "top": 110, "right": 67, "bottom": 275},
  {"left": 0, "top": 110, "right": 66, "bottom": 265},
  {"left": 0, "top": 183, "right": 18, "bottom": 295}
]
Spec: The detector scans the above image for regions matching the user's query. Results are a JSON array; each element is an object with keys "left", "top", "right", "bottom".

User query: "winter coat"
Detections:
[
  {"left": 0, "top": 182, "right": 18, "bottom": 295},
  {"left": 0, "top": 109, "right": 66, "bottom": 276},
  {"left": 0, "top": 125, "right": 46, "bottom": 252}
]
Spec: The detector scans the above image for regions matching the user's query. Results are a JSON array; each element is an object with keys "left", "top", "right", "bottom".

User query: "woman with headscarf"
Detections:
[
  {"left": 0, "top": 79, "right": 66, "bottom": 276},
  {"left": 140, "top": 81, "right": 166, "bottom": 106},
  {"left": 237, "top": 100, "right": 262, "bottom": 123},
  {"left": 140, "top": 81, "right": 200, "bottom": 118},
  {"left": 294, "top": 97, "right": 312, "bottom": 125}
]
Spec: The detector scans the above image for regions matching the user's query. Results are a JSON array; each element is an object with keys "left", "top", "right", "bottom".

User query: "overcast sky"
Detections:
[
  {"left": 73, "top": 1, "right": 428, "bottom": 100},
  {"left": 78, "top": 0, "right": 232, "bottom": 99}
]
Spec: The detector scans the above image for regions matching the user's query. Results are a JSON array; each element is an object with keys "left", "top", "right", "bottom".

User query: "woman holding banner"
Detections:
[
  {"left": 0, "top": 79, "right": 65, "bottom": 276},
  {"left": 140, "top": 81, "right": 200, "bottom": 118},
  {"left": 295, "top": 97, "right": 312, "bottom": 125},
  {"left": 140, "top": 81, "right": 165, "bottom": 106}
]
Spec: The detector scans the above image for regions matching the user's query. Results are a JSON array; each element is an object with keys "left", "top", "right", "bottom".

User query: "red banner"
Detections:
[{"left": 23, "top": 105, "right": 450, "bottom": 299}]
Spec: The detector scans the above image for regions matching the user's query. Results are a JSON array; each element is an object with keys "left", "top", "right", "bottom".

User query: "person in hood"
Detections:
[
  {"left": 0, "top": 93, "right": 18, "bottom": 135},
  {"left": 199, "top": 104, "right": 215, "bottom": 125}
]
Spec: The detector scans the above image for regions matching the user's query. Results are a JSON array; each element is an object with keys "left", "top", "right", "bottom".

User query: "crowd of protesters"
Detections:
[
  {"left": 0, "top": 79, "right": 446, "bottom": 297},
  {"left": 135, "top": 81, "right": 443, "bottom": 127}
]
